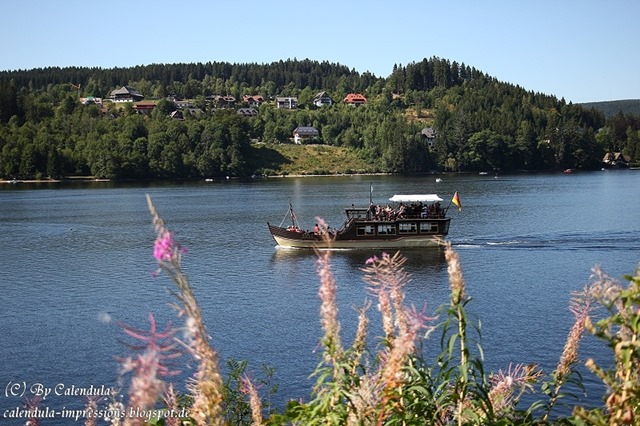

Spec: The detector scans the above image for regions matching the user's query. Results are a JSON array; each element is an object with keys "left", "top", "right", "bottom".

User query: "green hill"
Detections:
[
  {"left": 1, "top": 58, "right": 639, "bottom": 180},
  {"left": 579, "top": 99, "right": 640, "bottom": 118}
]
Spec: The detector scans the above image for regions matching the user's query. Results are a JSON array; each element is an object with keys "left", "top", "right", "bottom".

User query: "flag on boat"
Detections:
[{"left": 452, "top": 192, "right": 462, "bottom": 211}]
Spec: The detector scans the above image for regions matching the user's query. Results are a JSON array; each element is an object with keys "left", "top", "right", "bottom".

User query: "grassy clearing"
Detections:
[{"left": 251, "top": 143, "right": 379, "bottom": 176}]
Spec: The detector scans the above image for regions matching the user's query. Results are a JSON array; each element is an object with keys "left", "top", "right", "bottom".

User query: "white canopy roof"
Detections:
[{"left": 389, "top": 194, "right": 443, "bottom": 203}]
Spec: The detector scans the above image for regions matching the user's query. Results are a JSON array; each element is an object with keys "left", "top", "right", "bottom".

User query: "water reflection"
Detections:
[{"left": 271, "top": 246, "right": 447, "bottom": 270}]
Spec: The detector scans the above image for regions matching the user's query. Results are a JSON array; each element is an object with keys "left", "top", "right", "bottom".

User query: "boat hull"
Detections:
[{"left": 268, "top": 222, "right": 448, "bottom": 249}]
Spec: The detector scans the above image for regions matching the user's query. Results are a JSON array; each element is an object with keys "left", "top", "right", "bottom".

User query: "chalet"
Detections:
[
  {"left": 242, "top": 95, "right": 264, "bottom": 107},
  {"left": 421, "top": 127, "right": 437, "bottom": 149},
  {"left": 206, "top": 95, "right": 236, "bottom": 108},
  {"left": 276, "top": 97, "right": 298, "bottom": 109},
  {"left": 293, "top": 126, "right": 319, "bottom": 144},
  {"left": 237, "top": 108, "right": 258, "bottom": 117},
  {"left": 313, "top": 91, "right": 333, "bottom": 107},
  {"left": 170, "top": 110, "right": 184, "bottom": 120},
  {"left": 110, "top": 86, "right": 144, "bottom": 102},
  {"left": 186, "top": 108, "right": 204, "bottom": 117},
  {"left": 602, "top": 152, "right": 630, "bottom": 168},
  {"left": 343, "top": 93, "right": 367, "bottom": 107},
  {"left": 133, "top": 100, "right": 157, "bottom": 114}
]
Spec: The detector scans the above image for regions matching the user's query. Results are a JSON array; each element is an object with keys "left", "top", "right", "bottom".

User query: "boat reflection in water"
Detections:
[
  {"left": 271, "top": 244, "right": 447, "bottom": 271},
  {"left": 268, "top": 194, "right": 452, "bottom": 250}
]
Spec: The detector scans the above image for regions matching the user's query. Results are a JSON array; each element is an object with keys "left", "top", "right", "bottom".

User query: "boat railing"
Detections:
[
  {"left": 346, "top": 205, "right": 447, "bottom": 222},
  {"left": 345, "top": 208, "right": 370, "bottom": 220}
]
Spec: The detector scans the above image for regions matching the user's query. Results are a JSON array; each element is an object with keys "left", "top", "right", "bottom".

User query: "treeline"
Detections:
[
  {"left": 1, "top": 57, "right": 639, "bottom": 180},
  {"left": 580, "top": 99, "right": 640, "bottom": 119}
]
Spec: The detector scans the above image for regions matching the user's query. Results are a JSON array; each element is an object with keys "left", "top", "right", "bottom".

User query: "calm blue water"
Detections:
[{"left": 1, "top": 171, "right": 639, "bottom": 424}]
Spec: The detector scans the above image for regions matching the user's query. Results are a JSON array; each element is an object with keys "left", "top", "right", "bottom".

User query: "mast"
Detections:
[{"left": 289, "top": 200, "right": 297, "bottom": 228}]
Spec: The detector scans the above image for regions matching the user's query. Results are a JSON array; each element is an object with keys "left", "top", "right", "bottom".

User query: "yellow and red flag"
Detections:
[{"left": 452, "top": 192, "right": 462, "bottom": 211}]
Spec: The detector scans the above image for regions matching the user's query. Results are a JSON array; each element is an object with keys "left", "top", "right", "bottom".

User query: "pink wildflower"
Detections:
[
  {"left": 240, "top": 376, "right": 263, "bottom": 426},
  {"left": 120, "top": 313, "right": 182, "bottom": 377},
  {"left": 24, "top": 396, "right": 41, "bottom": 426},
  {"left": 365, "top": 255, "right": 378, "bottom": 265},
  {"left": 153, "top": 230, "right": 175, "bottom": 262}
]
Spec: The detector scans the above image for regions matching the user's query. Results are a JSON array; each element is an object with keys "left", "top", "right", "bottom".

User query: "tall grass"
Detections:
[{"left": 91, "top": 197, "right": 638, "bottom": 425}]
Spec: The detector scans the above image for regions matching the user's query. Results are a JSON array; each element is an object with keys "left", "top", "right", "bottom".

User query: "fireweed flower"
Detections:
[
  {"left": 153, "top": 230, "right": 175, "bottom": 262},
  {"left": 240, "top": 376, "right": 263, "bottom": 426},
  {"left": 444, "top": 242, "right": 465, "bottom": 305},
  {"left": 488, "top": 363, "right": 541, "bottom": 416},
  {"left": 555, "top": 286, "right": 592, "bottom": 382},
  {"left": 84, "top": 395, "right": 103, "bottom": 426},
  {"left": 315, "top": 218, "right": 343, "bottom": 359},
  {"left": 120, "top": 312, "right": 182, "bottom": 377},
  {"left": 118, "top": 313, "right": 183, "bottom": 426},
  {"left": 146, "top": 195, "right": 224, "bottom": 425},
  {"left": 162, "top": 385, "right": 182, "bottom": 426},
  {"left": 24, "top": 396, "right": 41, "bottom": 426}
]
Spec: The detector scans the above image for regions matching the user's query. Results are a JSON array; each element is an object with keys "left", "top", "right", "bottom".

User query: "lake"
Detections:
[{"left": 1, "top": 171, "right": 639, "bottom": 424}]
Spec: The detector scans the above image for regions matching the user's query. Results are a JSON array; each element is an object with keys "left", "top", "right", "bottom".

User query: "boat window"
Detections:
[
  {"left": 419, "top": 222, "right": 438, "bottom": 233},
  {"left": 357, "top": 225, "right": 376, "bottom": 236},
  {"left": 377, "top": 224, "right": 396, "bottom": 235},
  {"left": 398, "top": 222, "right": 417, "bottom": 233}
]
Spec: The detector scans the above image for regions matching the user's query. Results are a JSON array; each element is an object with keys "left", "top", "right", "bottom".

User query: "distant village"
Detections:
[{"left": 80, "top": 86, "right": 438, "bottom": 149}]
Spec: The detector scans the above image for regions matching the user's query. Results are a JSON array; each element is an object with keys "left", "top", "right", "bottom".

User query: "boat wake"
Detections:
[{"left": 451, "top": 230, "right": 640, "bottom": 252}]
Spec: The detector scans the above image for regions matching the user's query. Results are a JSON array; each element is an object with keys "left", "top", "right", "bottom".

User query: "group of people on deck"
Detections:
[{"left": 367, "top": 201, "right": 444, "bottom": 221}]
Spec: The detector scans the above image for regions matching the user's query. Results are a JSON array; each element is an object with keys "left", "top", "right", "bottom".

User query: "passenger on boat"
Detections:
[
  {"left": 397, "top": 203, "right": 406, "bottom": 219},
  {"left": 367, "top": 203, "right": 376, "bottom": 220},
  {"left": 313, "top": 224, "right": 320, "bottom": 235},
  {"left": 384, "top": 205, "right": 392, "bottom": 220}
]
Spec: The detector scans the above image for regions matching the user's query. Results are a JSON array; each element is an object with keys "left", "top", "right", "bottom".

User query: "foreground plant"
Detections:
[{"left": 573, "top": 266, "right": 640, "bottom": 425}]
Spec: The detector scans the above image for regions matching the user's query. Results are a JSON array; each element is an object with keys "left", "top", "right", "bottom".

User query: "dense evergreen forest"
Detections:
[
  {"left": 579, "top": 99, "right": 640, "bottom": 118},
  {"left": 1, "top": 57, "right": 639, "bottom": 180}
]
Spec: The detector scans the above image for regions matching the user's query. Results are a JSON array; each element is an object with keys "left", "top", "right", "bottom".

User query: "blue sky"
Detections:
[{"left": 3, "top": 0, "right": 639, "bottom": 103}]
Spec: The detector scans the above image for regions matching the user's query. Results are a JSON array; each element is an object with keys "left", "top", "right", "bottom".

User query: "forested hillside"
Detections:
[
  {"left": 1, "top": 57, "right": 639, "bottom": 180},
  {"left": 579, "top": 99, "right": 640, "bottom": 118}
]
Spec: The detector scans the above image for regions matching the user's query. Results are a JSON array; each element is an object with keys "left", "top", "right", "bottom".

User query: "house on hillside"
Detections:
[
  {"left": 243, "top": 95, "right": 264, "bottom": 107},
  {"left": 174, "top": 100, "right": 194, "bottom": 109},
  {"left": 133, "top": 100, "right": 157, "bottom": 114},
  {"left": 602, "top": 152, "right": 630, "bottom": 168},
  {"left": 421, "top": 127, "right": 437, "bottom": 149},
  {"left": 313, "top": 91, "right": 333, "bottom": 107},
  {"left": 80, "top": 96, "right": 103, "bottom": 106},
  {"left": 170, "top": 110, "right": 184, "bottom": 120},
  {"left": 206, "top": 95, "right": 236, "bottom": 108},
  {"left": 343, "top": 93, "right": 367, "bottom": 107},
  {"left": 277, "top": 97, "right": 298, "bottom": 109},
  {"left": 237, "top": 108, "right": 258, "bottom": 117},
  {"left": 110, "top": 86, "right": 144, "bottom": 102},
  {"left": 293, "top": 126, "right": 319, "bottom": 144}
]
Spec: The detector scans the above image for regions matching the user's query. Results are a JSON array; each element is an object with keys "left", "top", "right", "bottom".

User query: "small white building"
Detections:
[
  {"left": 313, "top": 91, "right": 333, "bottom": 107},
  {"left": 421, "top": 127, "right": 437, "bottom": 149},
  {"left": 293, "top": 126, "right": 319, "bottom": 144},
  {"left": 276, "top": 97, "right": 298, "bottom": 109}
]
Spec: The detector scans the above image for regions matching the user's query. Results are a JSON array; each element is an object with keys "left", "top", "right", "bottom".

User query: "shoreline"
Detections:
[
  {"left": 3, "top": 168, "right": 630, "bottom": 186},
  {"left": 0, "top": 173, "right": 396, "bottom": 185},
  {"left": 1, "top": 177, "right": 111, "bottom": 185}
]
